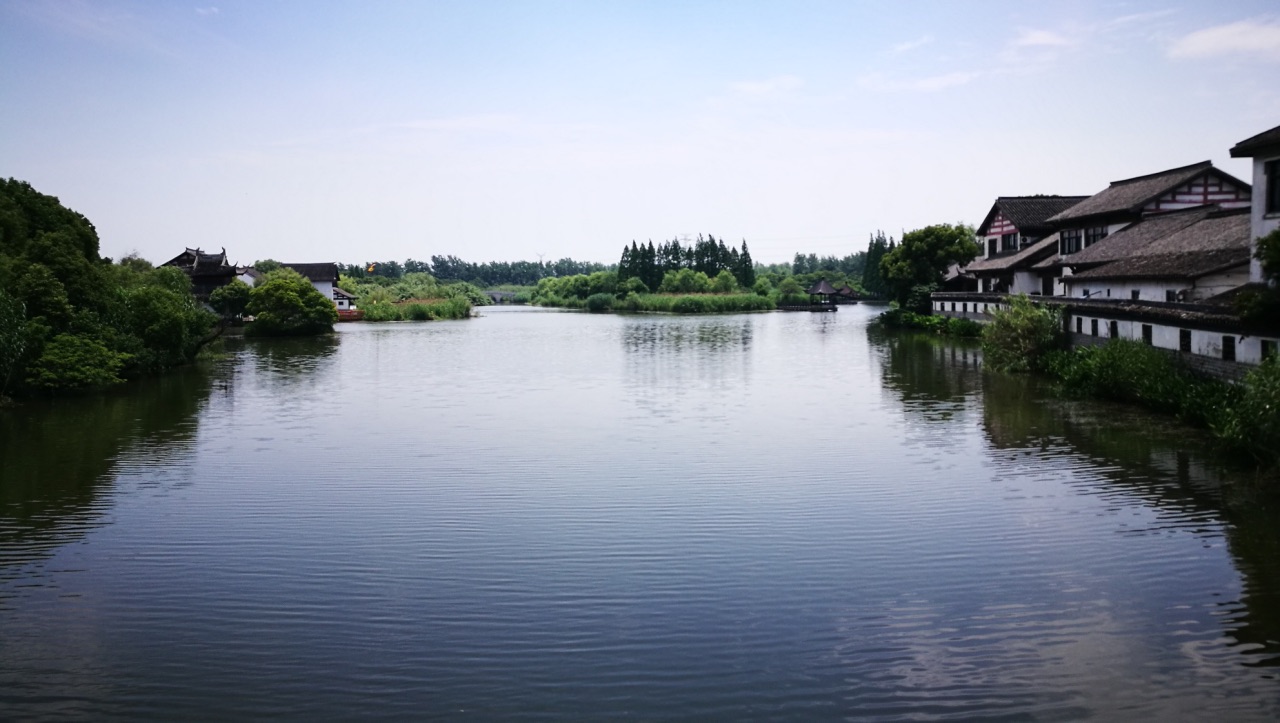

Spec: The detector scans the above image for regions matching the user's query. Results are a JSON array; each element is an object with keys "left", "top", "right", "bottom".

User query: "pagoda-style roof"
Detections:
[
  {"left": 805, "top": 279, "right": 839, "bottom": 295},
  {"left": 162, "top": 247, "right": 235, "bottom": 277}
]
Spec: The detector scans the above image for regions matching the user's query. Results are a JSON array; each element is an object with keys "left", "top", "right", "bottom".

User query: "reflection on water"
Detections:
[
  {"left": 871, "top": 327, "right": 1280, "bottom": 669},
  {"left": 1, "top": 308, "right": 1278, "bottom": 719},
  {"left": 0, "top": 369, "right": 215, "bottom": 582}
]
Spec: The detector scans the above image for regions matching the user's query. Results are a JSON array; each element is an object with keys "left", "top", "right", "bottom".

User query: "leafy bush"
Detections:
[
  {"left": 585, "top": 293, "right": 614, "bottom": 312},
  {"left": 26, "top": 334, "right": 130, "bottom": 391},
  {"left": 1215, "top": 356, "right": 1280, "bottom": 467},
  {"left": 982, "top": 295, "right": 1064, "bottom": 373},
  {"left": 876, "top": 309, "right": 983, "bottom": 337},
  {"left": 1044, "top": 341, "right": 1211, "bottom": 416}
]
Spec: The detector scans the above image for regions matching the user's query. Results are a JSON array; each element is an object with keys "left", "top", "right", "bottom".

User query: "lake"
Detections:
[{"left": 2, "top": 305, "right": 1278, "bottom": 720}]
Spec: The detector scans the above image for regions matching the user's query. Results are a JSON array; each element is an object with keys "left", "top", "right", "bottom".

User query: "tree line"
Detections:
[
  {"left": 338, "top": 256, "right": 611, "bottom": 286},
  {"left": 617, "top": 235, "right": 756, "bottom": 292}
]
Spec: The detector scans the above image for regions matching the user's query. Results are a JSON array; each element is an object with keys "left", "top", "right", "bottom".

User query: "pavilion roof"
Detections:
[{"left": 805, "top": 279, "right": 839, "bottom": 295}]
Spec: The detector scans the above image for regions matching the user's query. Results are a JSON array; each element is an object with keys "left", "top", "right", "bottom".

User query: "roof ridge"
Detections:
[{"left": 1108, "top": 160, "right": 1211, "bottom": 187}]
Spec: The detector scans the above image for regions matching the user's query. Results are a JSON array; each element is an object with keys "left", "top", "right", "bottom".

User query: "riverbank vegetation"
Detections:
[
  {"left": 0, "top": 179, "right": 216, "bottom": 396},
  {"left": 244, "top": 268, "right": 339, "bottom": 336},
  {"left": 983, "top": 294, "right": 1280, "bottom": 472},
  {"left": 336, "top": 272, "right": 479, "bottom": 321},
  {"left": 531, "top": 269, "right": 776, "bottom": 314},
  {"left": 338, "top": 256, "right": 610, "bottom": 286},
  {"left": 876, "top": 308, "right": 983, "bottom": 337}
]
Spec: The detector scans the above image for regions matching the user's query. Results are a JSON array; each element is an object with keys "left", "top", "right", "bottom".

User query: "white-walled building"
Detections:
[
  {"left": 1038, "top": 161, "right": 1251, "bottom": 296},
  {"left": 1229, "top": 124, "right": 1280, "bottom": 283},
  {"left": 1059, "top": 206, "right": 1251, "bottom": 303},
  {"left": 965, "top": 196, "right": 1085, "bottom": 295}
]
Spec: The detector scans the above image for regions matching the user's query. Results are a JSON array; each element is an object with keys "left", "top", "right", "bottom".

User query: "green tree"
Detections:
[
  {"left": 711, "top": 269, "right": 738, "bottom": 294},
  {"left": 0, "top": 288, "right": 28, "bottom": 396},
  {"left": 209, "top": 279, "right": 251, "bottom": 320},
  {"left": 245, "top": 268, "right": 338, "bottom": 336},
  {"left": 879, "top": 223, "right": 978, "bottom": 308},
  {"left": 253, "top": 259, "right": 283, "bottom": 273}
]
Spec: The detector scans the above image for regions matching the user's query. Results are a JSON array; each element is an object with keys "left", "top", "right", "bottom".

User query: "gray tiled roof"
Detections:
[
  {"left": 1067, "top": 208, "right": 1251, "bottom": 281},
  {"left": 1047, "top": 161, "right": 1213, "bottom": 224},
  {"left": 1064, "top": 206, "right": 1216, "bottom": 267},
  {"left": 978, "top": 196, "right": 1087, "bottom": 236},
  {"left": 965, "top": 233, "right": 1059, "bottom": 274},
  {"left": 282, "top": 263, "right": 339, "bottom": 282},
  {"left": 1069, "top": 248, "right": 1249, "bottom": 281},
  {"left": 1230, "top": 123, "right": 1280, "bottom": 157}
]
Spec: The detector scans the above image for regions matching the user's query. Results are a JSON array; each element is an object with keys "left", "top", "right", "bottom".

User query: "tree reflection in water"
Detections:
[{"left": 869, "top": 325, "right": 1280, "bottom": 667}]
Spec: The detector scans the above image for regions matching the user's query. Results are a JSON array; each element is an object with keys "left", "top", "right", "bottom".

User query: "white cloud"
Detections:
[
  {"left": 195, "top": 7, "right": 220, "bottom": 17},
  {"left": 892, "top": 35, "right": 934, "bottom": 53},
  {"left": 1169, "top": 18, "right": 1280, "bottom": 62},
  {"left": 858, "top": 71, "right": 980, "bottom": 93},
  {"left": 1012, "top": 28, "right": 1074, "bottom": 48}
]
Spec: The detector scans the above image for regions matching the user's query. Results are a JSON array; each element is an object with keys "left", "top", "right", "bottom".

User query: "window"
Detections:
[
  {"left": 1081, "top": 288, "right": 1090, "bottom": 298},
  {"left": 1076, "top": 317, "right": 1083, "bottom": 334},
  {"left": 962, "top": 303, "right": 968, "bottom": 313},
  {"left": 1263, "top": 340, "right": 1277, "bottom": 361},
  {"left": 1001, "top": 232, "right": 1018, "bottom": 252},
  {"left": 1109, "top": 320, "right": 1119, "bottom": 338},
  {"left": 1060, "top": 229, "right": 1083, "bottom": 255},
  {"left": 1131, "top": 290, "right": 1140, "bottom": 300},
  {"left": 1091, "top": 319, "right": 1098, "bottom": 336},
  {"left": 988, "top": 238, "right": 997, "bottom": 257},
  {"left": 1267, "top": 159, "right": 1280, "bottom": 215},
  {"left": 1223, "top": 336, "right": 1236, "bottom": 362},
  {"left": 983, "top": 303, "right": 988, "bottom": 313},
  {"left": 1085, "top": 226, "right": 1108, "bottom": 247},
  {"left": 1142, "top": 324, "right": 1153, "bottom": 345},
  {"left": 1166, "top": 290, "right": 1177, "bottom": 302},
  {"left": 951, "top": 302, "right": 956, "bottom": 312},
  {"left": 1179, "top": 329, "right": 1191, "bottom": 352}
]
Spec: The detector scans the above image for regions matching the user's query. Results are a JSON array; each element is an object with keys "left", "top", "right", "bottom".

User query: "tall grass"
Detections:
[{"left": 360, "top": 297, "right": 471, "bottom": 321}]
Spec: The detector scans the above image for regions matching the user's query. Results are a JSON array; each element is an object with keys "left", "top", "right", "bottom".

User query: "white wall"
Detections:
[
  {"left": 932, "top": 298, "right": 1279, "bottom": 366},
  {"left": 1011, "top": 271, "right": 1041, "bottom": 294}
]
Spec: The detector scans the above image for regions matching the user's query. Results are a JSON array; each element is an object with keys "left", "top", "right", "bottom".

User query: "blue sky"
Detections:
[{"left": 2, "top": 1, "right": 1278, "bottom": 266}]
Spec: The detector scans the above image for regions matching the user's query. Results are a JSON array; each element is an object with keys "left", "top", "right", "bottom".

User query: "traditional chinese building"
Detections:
[{"left": 161, "top": 247, "right": 237, "bottom": 298}]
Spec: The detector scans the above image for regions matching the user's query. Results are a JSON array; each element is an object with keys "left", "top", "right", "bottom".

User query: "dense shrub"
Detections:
[
  {"left": 982, "top": 294, "right": 1064, "bottom": 373},
  {"left": 25, "top": 334, "right": 130, "bottom": 390},
  {"left": 245, "top": 268, "right": 338, "bottom": 337},
  {"left": 1215, "top": 356, "right": 1280, "bottom": 467},
  {"left": 585, "top": 293, "right": 614, "bottom": 312},
  {"left": 876, "top": 309, "right": 982, "bottom": 337}
]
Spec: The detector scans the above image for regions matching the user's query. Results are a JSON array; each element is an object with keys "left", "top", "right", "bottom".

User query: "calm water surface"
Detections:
[{"left": 2, "top": 305, "right": 1278, "bottom": 720}]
